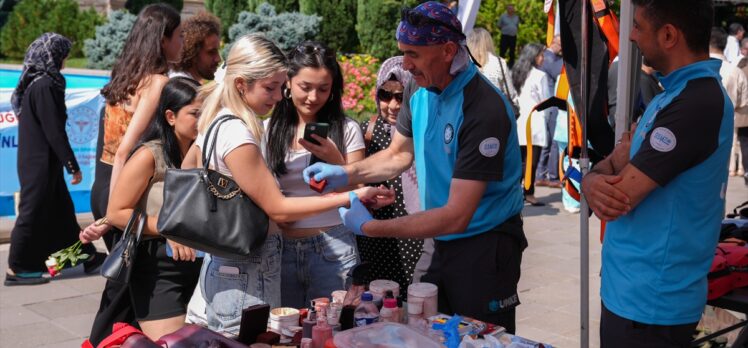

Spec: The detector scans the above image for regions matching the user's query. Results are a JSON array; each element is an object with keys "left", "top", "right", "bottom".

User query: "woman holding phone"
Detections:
[
  {"left": 265, "top": 41, "right": 366, "bottom": 309},
  {"left": 186, "top": 35, "right": 391, "bottom": 336}
]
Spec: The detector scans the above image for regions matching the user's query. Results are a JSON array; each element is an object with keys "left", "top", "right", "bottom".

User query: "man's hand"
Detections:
[
  {"left": 582, "top": 172, "right": 631, "bottom": 221},
  {"left": 302, "top": 163, "right": 349, "bottom": 191},
  {"left": 71, "top": 171, "right": 82, "bottom": 185},
  {"left": 609, "top": 123, "right": 636, "bottom": 173},
  {"left": 167, "top": 239, "right": 197, "bottom": 262},
  {"left": 339, "top": 192, "right": 374, "bottom": 236}
]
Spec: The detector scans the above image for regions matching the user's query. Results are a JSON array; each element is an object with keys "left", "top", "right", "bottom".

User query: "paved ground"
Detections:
[{"left": 0, "top": 177, "right": 746, "bottom": 347}]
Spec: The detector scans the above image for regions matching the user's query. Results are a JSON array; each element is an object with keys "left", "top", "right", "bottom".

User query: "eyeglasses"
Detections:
[
  {"left": 377, "top": 89, "right": 404, "bottom": 103},
  {"left": 400, "top": 8, "right": 465, "bottom": 40}
]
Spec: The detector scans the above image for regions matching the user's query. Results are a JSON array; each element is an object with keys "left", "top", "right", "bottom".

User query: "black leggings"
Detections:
[{"left": 520, "top": 145, "right": 542, "bottom": 196}]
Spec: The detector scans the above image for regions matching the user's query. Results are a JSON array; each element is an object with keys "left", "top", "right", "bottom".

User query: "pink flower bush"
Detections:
[{"left": 339, "top": 54, "right": 380, "bottom": 120}]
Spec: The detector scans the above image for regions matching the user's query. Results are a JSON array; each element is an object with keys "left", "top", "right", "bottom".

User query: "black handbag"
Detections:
[
  {"left": 101, "top": 209, "right": 145, "bottom": 284},
  {"left": 157, "top": 115, "right": 269, "bottom": 258}
]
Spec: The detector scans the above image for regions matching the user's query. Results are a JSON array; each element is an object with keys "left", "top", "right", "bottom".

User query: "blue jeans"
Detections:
[
  {"left": 281, "top": 224, "right": 359, "bottom": 309},
  {"left": 200, "top": 234, "right": 281, "bottom": 336}
]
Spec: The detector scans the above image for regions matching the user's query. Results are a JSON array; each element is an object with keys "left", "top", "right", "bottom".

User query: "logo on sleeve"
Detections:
[
  {"left": 444, "top": 123, "right": 454, "bottom": 144},
  {"left": 650, "top": 127, "right": 676, "bottom": 152},
  {"left": 479, "top": 137, "right": 500, "bottom": 157}
]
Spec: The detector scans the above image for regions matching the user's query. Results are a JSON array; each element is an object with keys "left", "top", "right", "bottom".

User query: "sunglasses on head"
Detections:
[
  {"left": 400, "top": 8, "right": 465, "bottom": 39},
  {"left": 377, "top": 89, "right": 404, "bottom": 103}
]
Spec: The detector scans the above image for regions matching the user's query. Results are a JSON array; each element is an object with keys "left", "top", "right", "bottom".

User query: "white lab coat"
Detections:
[{"left": 517, "top": 67, "right": 551, "bottom": 147}]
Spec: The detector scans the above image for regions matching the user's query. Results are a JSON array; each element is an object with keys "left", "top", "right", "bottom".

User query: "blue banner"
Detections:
[{"left": 0, "top": 88, "right": 104, "bottom": 216}]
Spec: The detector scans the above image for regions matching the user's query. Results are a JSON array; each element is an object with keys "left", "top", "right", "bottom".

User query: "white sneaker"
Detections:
[{"left": 565, "top": 206, "right": 580, "bottom": 214}]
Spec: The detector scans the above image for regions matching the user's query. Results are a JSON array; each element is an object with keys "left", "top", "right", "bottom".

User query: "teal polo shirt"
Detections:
[{"left": 601, "top": 59, "right": 734, "bottom": 325}]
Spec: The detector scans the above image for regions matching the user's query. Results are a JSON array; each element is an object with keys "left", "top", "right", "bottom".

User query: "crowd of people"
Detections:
[{"left": 4, "top": 0, "right": 745, "bottom": 347}]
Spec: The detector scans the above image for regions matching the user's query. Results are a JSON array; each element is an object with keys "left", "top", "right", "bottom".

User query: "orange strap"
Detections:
[
  {"left": 590, "top": 0, "right": 620, "bottom": 62},
  {"left": 524, "top": 106, "right": 537, "bottom": 190}
]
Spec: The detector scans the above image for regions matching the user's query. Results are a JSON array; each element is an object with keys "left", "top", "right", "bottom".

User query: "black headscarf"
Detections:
[{"left": 10, "top": 32, "right": 72, "bottom": 115}]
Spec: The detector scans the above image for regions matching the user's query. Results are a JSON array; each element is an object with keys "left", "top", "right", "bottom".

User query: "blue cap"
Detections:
[{"left": 361, "top": 292, "right": 373, "bottom": 301}]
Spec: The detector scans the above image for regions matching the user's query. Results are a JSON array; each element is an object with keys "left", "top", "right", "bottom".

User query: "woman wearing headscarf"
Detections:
[
  {"left": 357, "top": 56, "right": 424, "bottom": 295},
  {"left": 6, "top": 33, "right": 100, "bottom": 286}
]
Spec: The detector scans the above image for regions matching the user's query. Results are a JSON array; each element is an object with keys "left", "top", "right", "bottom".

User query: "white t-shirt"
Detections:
[
  {"left": 195, "top": 108, "right": 258, "bottom": 176},
  {"left": 264, "top": 117, "right": 365, "bottom": 229}
]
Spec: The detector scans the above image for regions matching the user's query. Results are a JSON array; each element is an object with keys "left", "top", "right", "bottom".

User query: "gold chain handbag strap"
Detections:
[{"left": 205, "top": 178, "right": 241, "bottom": 200}]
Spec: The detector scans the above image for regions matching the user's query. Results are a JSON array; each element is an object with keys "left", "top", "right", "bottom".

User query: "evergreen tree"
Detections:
[
  {"left": 205, "top": 0, "right": 248, "bottom": 40},
  {"left": 298, "top": 0, "right": 358, "bottom": 53}
]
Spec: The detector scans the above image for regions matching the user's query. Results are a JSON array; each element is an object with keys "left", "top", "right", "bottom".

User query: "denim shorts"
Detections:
[
  {"left": 200, "top": 234, "right": 281, "bottom": 336},
  {"left": 281, "top": 224, "right": 359, "bottom": 309}
]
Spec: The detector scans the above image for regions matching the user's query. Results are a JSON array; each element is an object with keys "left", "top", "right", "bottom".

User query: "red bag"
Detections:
[
  {"left": 81, "top": 323, "right": 160, "bottom": 348},
  {"left": 708, "top": 253, "right": 732, "bottom": 300},
  {"left": 708, "top": 243, "right": 748, "bottom": 300}
]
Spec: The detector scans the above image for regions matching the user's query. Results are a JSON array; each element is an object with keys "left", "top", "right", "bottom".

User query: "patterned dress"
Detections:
[{"left": 357, "top": 116, "right": 424, "bottom": 297}]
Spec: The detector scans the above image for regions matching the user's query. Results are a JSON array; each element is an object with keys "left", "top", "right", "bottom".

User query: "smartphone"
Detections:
[
  {"left": 303, "top": 122, "right": 330, "bottom": 145},
  {"left": 237, "top": 303, "right": 271, "bottom": 344}
]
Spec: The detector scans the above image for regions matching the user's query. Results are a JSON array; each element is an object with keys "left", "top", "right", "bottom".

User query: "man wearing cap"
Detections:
[{"left": 303, "top": 1, "right": 526, "bottom": 332}]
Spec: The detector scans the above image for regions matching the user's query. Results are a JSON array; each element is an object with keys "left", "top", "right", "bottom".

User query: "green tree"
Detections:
[
  {"left": 299, "top": 0, "right": 358, "bottom": 53},
  {"left": 356, "top": 0, "right": 417, "bottom": 60},
  {"left": 247, "top": 0, "right": 298, "bottom": 12},
  {"left": 0, "top": 0, "right": 19, "bottom": 31},
  {"left": 0, "top": 0, "right": 104, "bottom": 59},
  {"left": 476, "top": 0, "right": 546, "bottom": 58},
  {"left": 228, "top": 3, "right": 320, "bottom": 52},
  {"left": 124, "top": 0, "right": 183, "bottom": 14},
  {"left": 84, "top": 10, "right": 137, "bottom": 69},
  {"left": 205, "top": 0, "right": 248, "bottom": 40}
]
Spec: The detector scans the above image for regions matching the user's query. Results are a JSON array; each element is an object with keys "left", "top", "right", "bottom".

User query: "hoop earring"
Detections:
[
  {"left": 328, "top": 93, "right": 334, "bottom": 102},
  {"left": 238, "top": 89, "right": 244, "bottom": 97},
  {"left": 283, "top": 88, "right": 291, "bottom": 99}
]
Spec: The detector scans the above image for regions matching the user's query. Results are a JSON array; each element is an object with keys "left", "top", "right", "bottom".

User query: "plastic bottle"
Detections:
[
  {"left": 407, "top": 297, "right": 427, "bottom": 332},
  {"left": 353, "top": 292, "right": 379, "bottom": 327},
  {"left": 343, "top": 263, "right": 370, "bottom": 306},
  {"left": 380, "top": 298, "right": 398, "bottom": 323},
  {"left": 312, "top": 305, "right": 333, "bottom": 348},
  {"left": 396, "top": 298, "right": 405, "bottom": 323},
  {"left": 302, "top": 309, "right": 317, "bottom": 339}
]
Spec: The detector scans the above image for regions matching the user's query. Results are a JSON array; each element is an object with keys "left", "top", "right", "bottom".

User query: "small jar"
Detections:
[
  {"left": 269, "top": 307, "right": 300, "bottom": 335},
  {"left": 408, "top": 282, "right": 438, "bottom": 318},
  {"left": 369, "top": 279, "right": 399, "bottom": 307}
]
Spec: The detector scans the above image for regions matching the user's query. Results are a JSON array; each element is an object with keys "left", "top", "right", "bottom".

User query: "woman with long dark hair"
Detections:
[
  {"left": 265, "top": 41, "right": 366, "bottom": 309},
  {"left": 86, "top": 3, "right": 183, "bottom": 245},
  {"left": 82, "top": 77, "right": 203, "bottom": 340},
  {"left": 512, "top": 43, "right": 550, "bottom": 206},
  {"left": 83, "top": 4, "right": 183, "bottom": 345},
  {"left": 5, "top": 33, "right": 100, "bottom": 286}
]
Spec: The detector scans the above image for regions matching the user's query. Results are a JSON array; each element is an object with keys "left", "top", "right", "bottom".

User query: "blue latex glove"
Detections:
[
  {"left": 432, "top": 314, "right": 462, "bottom": 348},
  {"left": 302, "top": 162, "right": 348, "bottom": 191},
  {"left": 338, "top": 192, "right": 373, "bottom": 236}
]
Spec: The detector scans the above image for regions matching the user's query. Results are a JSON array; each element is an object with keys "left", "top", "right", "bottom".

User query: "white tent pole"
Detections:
[
  {"left": 615, "top": 0, "right": 641, "bottom": 138},
  {"left": 457, "top": 0, "right": 481, "bottom": 34},
  {"left": 579, "top": 0, "right": 591, "bottom": 346}
]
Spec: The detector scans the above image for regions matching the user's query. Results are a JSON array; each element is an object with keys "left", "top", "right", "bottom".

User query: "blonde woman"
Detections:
[
  {"left": 467, "top": 27, "right": 518, "bottom": 107},
  {"left": 185, "top": 34, "right": 393, "bottom": 336}
]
